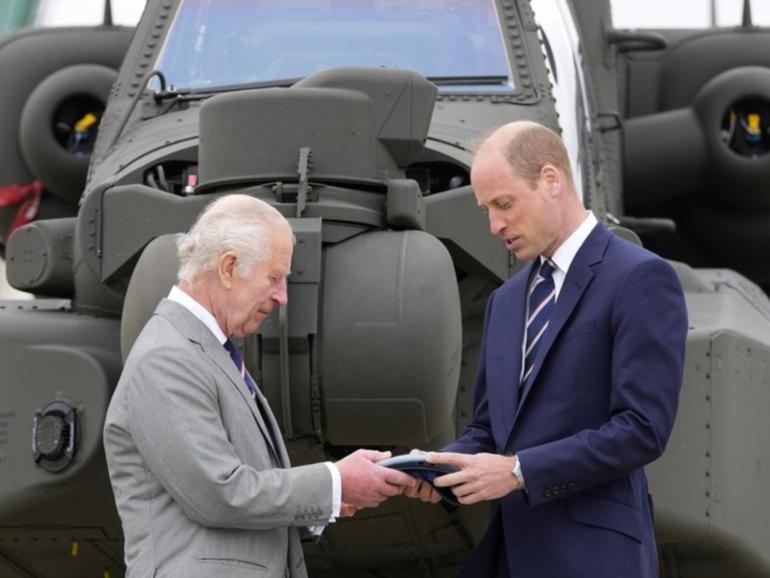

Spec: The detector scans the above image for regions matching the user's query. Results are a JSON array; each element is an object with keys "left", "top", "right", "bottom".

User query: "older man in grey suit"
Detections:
[{"left": 104, "top": 194, "right": 416, "bottom": 577}]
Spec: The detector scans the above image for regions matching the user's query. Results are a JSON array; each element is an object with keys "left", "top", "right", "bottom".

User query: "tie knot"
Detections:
[
  {"left": 224, "top": 339, "right": 242, "bottom": 364},
  {"left": 538, "top": 259, "right": 556, "bottom": 280}
]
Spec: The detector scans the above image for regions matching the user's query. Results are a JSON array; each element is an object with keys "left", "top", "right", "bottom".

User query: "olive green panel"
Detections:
[
  {"left": 120, "top": 234, "right": 179, "bottom": 360},
  {"left": 197, "top": 67, "right": 436, "bottom": 192},
  {"left": 0, "top": 307, "right": 121, "bottom": 499},
  {"left": 705, "top": 332, "right": 770, "bottom": 574},
  {"left": 0, "top": 304, "right": 123, "bottom": 578},
  {"left": 619, "top": 27, "right": 770, "bottom": 291},
  {"left": 5, "top": 218, "right": 76, "bottom": 297},
  {"left": 424, "top": 185, "right": 511, "bottom": 281},
  {"left": 648, "top": 265, "right": 770, "bottom": 577},
  {"left": 258, "top": 218, "right": 323, "bottom": 438},
  {"left": 90, "top": 184, "right": 386, "bottom": 289},
  {"left": 320, "top": 230, "right": 461, "bottom": 446}
]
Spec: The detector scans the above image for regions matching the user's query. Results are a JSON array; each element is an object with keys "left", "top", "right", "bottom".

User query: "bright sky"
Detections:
[
  {"left": 612, "top": 0, "right": 770, "bottom": 28},
  {"left": 34, "top": 0, "right": 146, "bottom": 26},
  {"left": 32, "top": 0, "right": 770, "bottom": 29}
]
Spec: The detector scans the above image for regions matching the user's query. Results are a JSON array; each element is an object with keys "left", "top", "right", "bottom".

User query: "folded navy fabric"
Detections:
[{"left": 378, "top": 454, "right": 460, "bottom": 508}]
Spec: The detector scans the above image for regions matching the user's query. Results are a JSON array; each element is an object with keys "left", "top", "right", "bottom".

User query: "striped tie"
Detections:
[
  {"left": 224, "top": 339, "right": 280, "bottom": 451},
  {"left": 224, "top": 339, "right": 258, "bottom": 402},
  {"left": 521, "top": 259, "right": 556, "bottom": 387}
]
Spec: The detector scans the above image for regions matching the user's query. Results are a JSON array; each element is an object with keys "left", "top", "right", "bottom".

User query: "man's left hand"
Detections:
[{"left": 426, "top": 452, "right": 520, "bottom": 504}]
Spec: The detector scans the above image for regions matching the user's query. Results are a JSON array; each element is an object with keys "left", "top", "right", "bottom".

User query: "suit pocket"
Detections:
[
  {"left": 567, "top": 493, "right": 643, "bottom": 543},
  {"left": 196, "top": 557, "right": 268, "bottom": 575}
]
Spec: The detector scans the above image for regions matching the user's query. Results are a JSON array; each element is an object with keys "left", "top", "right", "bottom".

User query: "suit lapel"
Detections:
[
  {"left": 493, "top": 263, "right": 534, "bottom": 440},
  {"left": 206, "top": 344, "right": 282, "bottom": 463},
  {"left": 250, "top": 383, "right": 290, "bottom": 466},
  {"left": 156, "top": 300, "right": 282, "bottom": 464},
  {"left": 512, "top": 223, "right": 612, "bottom": 423}
]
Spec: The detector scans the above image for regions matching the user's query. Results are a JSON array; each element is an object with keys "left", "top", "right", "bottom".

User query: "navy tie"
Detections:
[
  {"left": 223, "top": 339, "right": 281, "bottom": 453},
  {"left": 224, "top": 339, "right": 258, "bottom": 402},
  {"left": 522, "top": 259, "right": 556, "bottom": 387}
]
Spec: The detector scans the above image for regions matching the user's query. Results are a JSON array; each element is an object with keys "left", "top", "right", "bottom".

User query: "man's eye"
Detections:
[{"left": 496, "top": 200, "right": 511, "bottom": 210}]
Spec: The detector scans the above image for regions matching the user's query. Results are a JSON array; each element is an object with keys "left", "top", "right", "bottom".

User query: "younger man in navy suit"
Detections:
[{"left": 406, "top": 121, "right": 687, "bottom": 578}]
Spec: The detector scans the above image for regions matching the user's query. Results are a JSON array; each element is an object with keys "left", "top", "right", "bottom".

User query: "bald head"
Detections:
[{"left": 477, "top": 121, "right": 575, "bottom": 191}]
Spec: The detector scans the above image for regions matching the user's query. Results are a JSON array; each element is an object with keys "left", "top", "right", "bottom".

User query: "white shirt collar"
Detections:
[
  {"left": 546, "top": 211, "right": 598, "bottom": 277},
  {"left": 168, "top": 285, "right": 227, "bottom": 345}
]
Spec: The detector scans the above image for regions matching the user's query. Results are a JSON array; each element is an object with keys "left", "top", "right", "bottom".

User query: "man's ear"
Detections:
[
  {"left": 218, "top": 251, "right": 238, "bottom": 290},
  {"left": 540, "top": 164, "right": 561, "bottom": 197}
]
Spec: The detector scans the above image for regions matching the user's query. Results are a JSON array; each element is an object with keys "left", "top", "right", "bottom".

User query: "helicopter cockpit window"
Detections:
[{"left": 155, "top": 0, "right": 513, "bottom": 93}]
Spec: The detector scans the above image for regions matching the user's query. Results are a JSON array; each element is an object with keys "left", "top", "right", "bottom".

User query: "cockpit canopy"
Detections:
[{"left": 155, "top": 0, "right": 513, "bottom": 92}]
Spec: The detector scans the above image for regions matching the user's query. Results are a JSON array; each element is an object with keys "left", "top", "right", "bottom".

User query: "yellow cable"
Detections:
[
  {"left": 747, "top": 113, "right": 761, "bottom": 135},
  {"left": 74, "top": 113, "right": 98, "bottom": 134}
]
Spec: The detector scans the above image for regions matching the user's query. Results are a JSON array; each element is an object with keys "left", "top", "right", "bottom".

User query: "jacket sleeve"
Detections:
[
  {"left": 516, "top": 257, "right": 688, "bottom": 507},
  {"left": 443, "top": 290, "right": 498, "bottom": 455}
]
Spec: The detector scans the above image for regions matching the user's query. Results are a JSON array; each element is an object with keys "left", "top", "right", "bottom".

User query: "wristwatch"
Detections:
[{"left": 512, "top": 456, "right": 526, "bottom": 490}]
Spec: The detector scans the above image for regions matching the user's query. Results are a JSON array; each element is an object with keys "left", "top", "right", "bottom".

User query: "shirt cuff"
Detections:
[
  {"left": 513, "top": 455, "right": 526, "bottom": 491},
  {"left": 325, "top": 461, "right": 342, "bottom": 521},
  {"left": 307, "top": 525, "right": 324, "bottom": 537},
  {"left": 307, "top": 462, "right": 342, "bottom": 536}
]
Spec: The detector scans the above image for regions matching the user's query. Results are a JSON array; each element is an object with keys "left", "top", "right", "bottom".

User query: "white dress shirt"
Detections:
[{"left": 547, "top": 211, "right": 598, "bottom": 300}]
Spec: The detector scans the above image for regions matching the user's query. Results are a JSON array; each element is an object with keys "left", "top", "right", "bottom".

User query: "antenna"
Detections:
[
  {"left": 103, "top": 0, "right": 113, "bottom": 27},
  {"left": 742, "top": 0, "right": 753, "bottom": 27}
]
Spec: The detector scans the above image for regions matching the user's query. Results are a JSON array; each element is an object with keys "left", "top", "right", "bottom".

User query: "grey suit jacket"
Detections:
[{"left": 104, "top": 299, "right": 333, "bottom": 578}]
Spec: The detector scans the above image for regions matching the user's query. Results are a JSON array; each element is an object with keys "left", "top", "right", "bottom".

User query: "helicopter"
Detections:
[{"left": 0, "top": 0, "right": 769, "bottom": 577}]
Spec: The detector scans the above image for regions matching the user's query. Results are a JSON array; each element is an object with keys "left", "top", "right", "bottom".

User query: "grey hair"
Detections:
[{"left": 176, "top": 194, "right": 293, "bottom": 283}]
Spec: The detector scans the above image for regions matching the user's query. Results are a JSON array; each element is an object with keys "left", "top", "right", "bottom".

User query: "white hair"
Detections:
[{"left": 176, "top": 194, "right": 293, "bottom": 284}]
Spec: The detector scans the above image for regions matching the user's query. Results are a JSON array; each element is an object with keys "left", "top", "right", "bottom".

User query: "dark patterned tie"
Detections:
[
  {"left": 224, "top": 339, "right": 258, "bottom": 402},
  {"left": 521, "top": 259, "right": 556, "bottom": 388},
  {"left": 224, "top": 339, "right": 279, "bottom": 452}
]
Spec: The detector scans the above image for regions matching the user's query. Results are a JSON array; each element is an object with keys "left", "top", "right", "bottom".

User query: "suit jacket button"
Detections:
[
  {"left": 569, "top": 482, "right": 576, "bottom": 490},
  {"left": 552, "top": 486, "right": 560, "bottom": 496},
  {"left": 544, "top": 489, "right": 552, "bottom": 498},
  {"left": 561, "top": 484, "right": 568, "bottom": 493}
]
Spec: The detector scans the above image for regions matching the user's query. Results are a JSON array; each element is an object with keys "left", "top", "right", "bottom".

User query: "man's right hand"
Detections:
[
  {"left": 401, "top": 448, "right": 442, "bottom": 503},
  {"left": 335, "top": 449, "right": 417, "bottom": 509}
]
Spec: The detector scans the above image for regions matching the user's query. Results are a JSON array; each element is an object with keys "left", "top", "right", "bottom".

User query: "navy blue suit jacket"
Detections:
[{"left": 447, "top": 223, "right": 687, "bottom": 578}]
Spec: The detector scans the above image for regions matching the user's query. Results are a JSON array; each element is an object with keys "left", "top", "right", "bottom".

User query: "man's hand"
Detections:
[
  {"left": 401, "top": 449, "right": 441, "bottom": 503},
  {"left": 336, "top": 449, "right": 417, "bottom": 509},
  {"left": 402, "top": 480, "right": 442, "bottom": 503},
  {"left": 426, "top": 452, "right": 520, "bottom": 505}
]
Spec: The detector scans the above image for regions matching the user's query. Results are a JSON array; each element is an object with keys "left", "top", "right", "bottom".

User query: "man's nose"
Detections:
[
  {"left": 273, "top": 278, "right": 289, "bottom": 306},
  {"left": 488, "top": 210, "right": 505, "bottom": 237}
]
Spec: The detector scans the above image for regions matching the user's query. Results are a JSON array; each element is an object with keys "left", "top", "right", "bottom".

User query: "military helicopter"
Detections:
[{"left": 1, "top": 1, "right": 769, "bottom": 577}]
